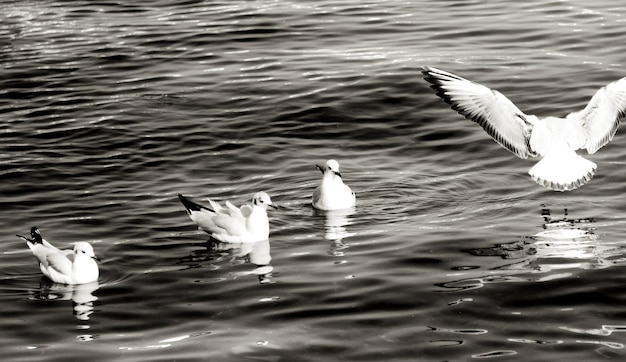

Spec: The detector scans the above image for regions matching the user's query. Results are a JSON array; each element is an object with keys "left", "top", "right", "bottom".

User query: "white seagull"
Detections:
[
  {"left": 178, "top": 192, "right": 277, "bottom": 243},
  {"left": 312, "top": 159, "right": 356, "bottom": 210},
  {"left": 17, "top": 227, "right": 99, "bottom": 285},
  {"left": 422, "top": 66, "right": 626, "bottom": 191}
]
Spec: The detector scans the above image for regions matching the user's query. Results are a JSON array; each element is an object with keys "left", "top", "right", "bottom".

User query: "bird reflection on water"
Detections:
[
  {"left": 314, "top": 207, "right": 356, "bottom": 257},
  {"left": 439, "top": 207, "right": 626, "bottom": 291},
  {"left": 30, "top": 278, "right": 99, "bottom": 321},
  {"left": 178, "top": 238, "right": 273, "bottom": 284},
  {"left": 28, "top": 278, "right": 99, "bottom": 342}
]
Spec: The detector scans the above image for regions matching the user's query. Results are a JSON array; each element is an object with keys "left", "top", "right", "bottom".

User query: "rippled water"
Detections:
[{"left": 2, "top": 0, "right": 626, "bottom": 361}]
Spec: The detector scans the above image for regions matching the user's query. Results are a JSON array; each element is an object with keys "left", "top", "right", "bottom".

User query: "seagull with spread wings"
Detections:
[{"left": 422, "top": 66, "right": 626, "bottom": 191}]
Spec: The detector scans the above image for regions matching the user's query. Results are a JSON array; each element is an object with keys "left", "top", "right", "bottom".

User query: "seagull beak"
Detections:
[
  {"left": 92, "top": 256, "right": 101, "bottom": 262},
  {"left": 316, "top": 165, "right": 324, "bottom": 174},
  {"left": 334, "top": 171, "right": 342, "bottom": 178},
  {"left": 269, "top": 203, "right": 279, "bottom": 210}
]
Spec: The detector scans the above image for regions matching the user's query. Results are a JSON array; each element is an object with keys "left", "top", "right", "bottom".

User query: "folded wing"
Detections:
[
  {"left": 45, "top": 251, "right": 73, "bottom": 278},
  {"left": 211, "top": 205, "right": 247, "bottom": 237}
]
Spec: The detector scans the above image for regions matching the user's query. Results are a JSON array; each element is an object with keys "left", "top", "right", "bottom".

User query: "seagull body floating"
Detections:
[
  {"left": 17, "top": 227, "right": 99, "bottom": 285},
  {"left": 312, "top": 159, "right": 356, "bottom": 210},
  {"left": 178, "top": 192, "right": 276, "bottom": 243},
  {"left": 422, "top": 66, "right": 626, "bottom": 191}
]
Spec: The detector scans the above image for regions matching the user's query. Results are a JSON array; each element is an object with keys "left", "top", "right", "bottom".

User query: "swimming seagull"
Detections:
[
  {"left": 17, "top": 227, "right": 99, "bottom": 285},
  {"left": 312, "top": 159, "right": 356, "bottom": 210},
  {"left": 422, "top": 66, "right": 626, "bottom": 191},
  {"left": 178, "top": 192, "right": 277, "bottom": 243}
]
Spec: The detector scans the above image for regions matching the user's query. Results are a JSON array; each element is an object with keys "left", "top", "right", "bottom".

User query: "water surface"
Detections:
[{"left": 2, "top": 0, "right": 626, "bottom": 361}]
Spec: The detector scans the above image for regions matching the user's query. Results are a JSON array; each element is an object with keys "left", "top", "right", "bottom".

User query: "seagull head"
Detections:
[
  {"left": 316, "top": 159, "right": 342, "bottom": 177},
  {"left": 74, "top": 242, "right": 100, "bottom": 261},
  {"left": 252, "top": 191, "right": 278, "bottom": 210}
]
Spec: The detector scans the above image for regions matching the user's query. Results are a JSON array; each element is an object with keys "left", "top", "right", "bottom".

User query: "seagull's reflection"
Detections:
[
  {"left": 440, "top": 207, "right": 626, "bottom": 290},
  {"left": 179, "top": 238, "right": 273, "bottom": 284},
  {"left": 30, "top": 278, "right": 99, "bottom": 321},
  {"left": 317, "top": 208, "right": 356, "bottom": 256}
]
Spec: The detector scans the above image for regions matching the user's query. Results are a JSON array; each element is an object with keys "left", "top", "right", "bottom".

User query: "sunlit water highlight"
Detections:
[{"left": 2, "top": 0, "right": 626, "bottom": 361}]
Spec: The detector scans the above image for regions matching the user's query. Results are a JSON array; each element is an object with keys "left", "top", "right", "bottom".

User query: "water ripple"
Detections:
[{"left": 3, "top": 0, "right": 626, "bottom": 361}]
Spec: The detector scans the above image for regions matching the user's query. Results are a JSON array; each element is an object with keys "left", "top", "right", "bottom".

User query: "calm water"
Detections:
[{"left": 2, "top": 0, "right": 626, "bottom": 361}]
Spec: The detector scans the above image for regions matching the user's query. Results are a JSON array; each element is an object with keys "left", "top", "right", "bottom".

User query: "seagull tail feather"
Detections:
[{"left": 528, "top": 152, "right": 597, "bottom": 191}]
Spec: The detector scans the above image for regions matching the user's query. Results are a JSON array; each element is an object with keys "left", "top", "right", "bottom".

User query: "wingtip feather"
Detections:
[
  {"left": 422, "top": 66, "right": 535, "bottom": 159},
  {"left": 178, "top": 194, "right": 213, "bottom": 214}
]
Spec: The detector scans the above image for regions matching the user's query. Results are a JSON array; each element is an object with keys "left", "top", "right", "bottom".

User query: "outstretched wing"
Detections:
[
  {"left": 567, "top": 76, "right": 626, "bottom": 154},
  {"left": 422, "top": 66, "right": 536, "bottom": 159}
]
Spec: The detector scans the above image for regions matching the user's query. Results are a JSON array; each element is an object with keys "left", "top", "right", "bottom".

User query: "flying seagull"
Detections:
[{"left": 422, "top": 66, "right": 626, "bottom": 191}]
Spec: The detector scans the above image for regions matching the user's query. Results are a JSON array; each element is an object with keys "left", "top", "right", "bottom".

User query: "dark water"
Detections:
[{"left": 2, "top": 0, "right": 626, "bottom": 361}]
